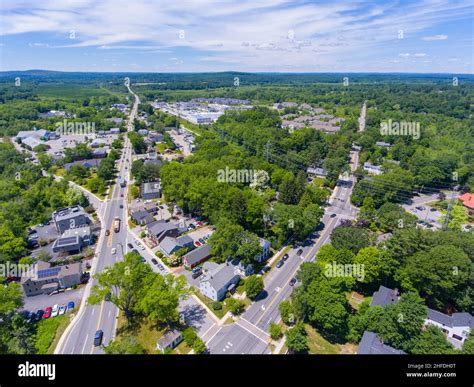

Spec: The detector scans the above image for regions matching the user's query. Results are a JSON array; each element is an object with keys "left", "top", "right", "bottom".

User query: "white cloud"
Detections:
[
  {"left": 422, "top": 34, "right": 448, "bottom": 41},
  {"left": 0, "top": 0, "right": 471, "bottom": 72}
]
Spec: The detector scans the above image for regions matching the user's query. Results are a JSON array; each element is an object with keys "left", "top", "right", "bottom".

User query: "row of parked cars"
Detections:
[
  {"left": 20, "top": 301, "right": 75, "bottom": 322},
  {"left": 194, "top": 234, "right": 211, "bottom": 247},
  {"left": 187, "top": 220, "right": 208, "bottom": 231}
]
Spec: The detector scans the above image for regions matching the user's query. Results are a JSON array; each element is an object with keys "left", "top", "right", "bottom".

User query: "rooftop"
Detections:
[{"left": 358, "top": 331, "right": 406, "bottom": 355}]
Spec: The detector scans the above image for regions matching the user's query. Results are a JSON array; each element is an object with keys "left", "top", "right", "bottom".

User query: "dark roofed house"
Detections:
[
  {"left": 147, "top": 220, "right": 184, "bottom": 244},
  {"left": 156, "top": 329, "right": 182, "bottom": 352},
  {"left": 159, "top": 235, "right": 194, "bottom": 257},
  {"left": 371, "top": 285, "right": 399, "bottom": 307},
  {"left": 358, "top": 331, "right": 406, "bottom": 354},
  {"left": 183, "top": 244, "right": 211, "bottom": 268},
  {"left": 130, "top": 209, "right": 155, "bottom": 226},
  {"left": 64, "top": 158, "right": 102, "bottom": 171}
]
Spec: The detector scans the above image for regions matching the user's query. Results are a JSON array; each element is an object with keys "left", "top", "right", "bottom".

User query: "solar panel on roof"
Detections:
[
  {"left": 57, "top": 237, "right": 78, "bottom": 246},
  {"left": 37, "top": 267, "right": 61, "bottom": 279}
]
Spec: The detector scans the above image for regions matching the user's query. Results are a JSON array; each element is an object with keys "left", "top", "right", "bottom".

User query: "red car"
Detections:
[
  {"left": 196, "top": 221, "right": 204, "bottom": 226},
  {"left": 194, "top": 241, "right": 202, "bottom": 247},
  {"left": 43, "top": 307, "right": 52, "bottom": 319}
]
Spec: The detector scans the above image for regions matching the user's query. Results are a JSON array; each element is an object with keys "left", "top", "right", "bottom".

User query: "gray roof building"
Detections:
[
  {"left": 157, "top": 329, "right": 182, "bottom": 352},
  {"left": 200, "top": 261, "right": 241, "bottom": 301},
  {"left": 130, "top": 210, "right": 155, "bottom": 225},
  {"left": 183, "top": 244, "right": 211, "bottom": 268},
  {"left": 141, "top": 181, "right": 162, "bottom": 200},
  {"left": 358, "top": 331, "right": 406, "bottom": 354},
  {"left": 371, "top": 285, "right": 399, "bottom": 307},
  {"left": 52, "top": 205, "right": 89, "bottom": 234},
  {"left": 159, "top": 235, "right": 194, "bottom": 257}
]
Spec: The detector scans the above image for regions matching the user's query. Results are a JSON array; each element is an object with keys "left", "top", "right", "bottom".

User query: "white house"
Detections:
[
  {"left": 255, "top": 238, "right": 271, "bottom": 263},
  {"left": 199, "top": 262, "right": 240, "bottom": 301},
  {"left": 425, "top": 309, "right": 474, "bottom": 349},
  {"left": 363, "top": 162, "right": 383, "bottom": 176}
]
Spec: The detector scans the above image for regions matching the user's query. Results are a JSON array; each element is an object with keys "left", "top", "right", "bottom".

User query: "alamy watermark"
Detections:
[
  {"left": 324, "top": 261, "right": 365, "bottom": 281},
  {"left": 217, "top": 166, "right": 269, "bottom": 184},
  {"left": 55, "top": 119, "right": 96, "bottom": 135},
  {"left": 380, "top": 119, "right": 420, "bottom": 140},
  {"left": 0, "top": 262, "right": 36, "bottom": 279}
]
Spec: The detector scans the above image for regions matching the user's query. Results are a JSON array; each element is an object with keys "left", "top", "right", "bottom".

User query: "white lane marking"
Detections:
[
  {"left": 81, "top": 334, "right": 89, "bottom": 354},
  {"left": 235, "top": 321, "right": 268, "bottom": 344}
]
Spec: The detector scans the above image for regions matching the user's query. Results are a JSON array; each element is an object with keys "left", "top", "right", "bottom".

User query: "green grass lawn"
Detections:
[
  {"left": 35, "top": 315, "right": 70, "bottom": 354},
  {"left": 194, "top": 291, "right": 228, "bottom": 319},
  {"left": 305, "top": 325, "right": 357, "bottom": 354},
  {"left": 116, "top": 313, "right": 164, "bottom": 354}
]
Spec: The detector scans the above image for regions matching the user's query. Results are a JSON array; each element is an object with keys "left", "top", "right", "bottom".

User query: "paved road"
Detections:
[
  {"left": 56, "top": 87, "right": 139, "bottom": 354},
  {"left": 207, "top": 103, "right": 365, "bottom": 355}
]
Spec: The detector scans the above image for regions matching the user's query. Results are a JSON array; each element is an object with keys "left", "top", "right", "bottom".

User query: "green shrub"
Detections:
[{"left": 212, "top": 301, "right": 222, "bottom": 311}]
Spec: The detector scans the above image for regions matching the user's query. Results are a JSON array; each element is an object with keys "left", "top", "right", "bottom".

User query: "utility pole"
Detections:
[{"left": 442, "top": 185, "right": 459, "bottom": 230}]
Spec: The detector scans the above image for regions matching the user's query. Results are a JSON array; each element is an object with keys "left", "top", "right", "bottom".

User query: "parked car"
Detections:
[
  {"left": 430, "top": 207, "right": 437, "bottom": 212},
  {"left": 194, "top": 241, "right": 202, "bottom": 247},
  {"left": 198, "top": 238, "right": 205, "bottom": 244},
  {"left": 330, "top": 213, "right": 337, "bottom": 218},
  {"left": 67, "top": 302, "right": 75, "bottom": 311},
  {"left": 58, "top": 305, "right": 66, "bottom": 315},
  {"left": 297, "top": 249, "right": 303, "bottom": 256},
  {"left": 127, "top": 243, "right": 133, "bottom": 249},
  {"left": 35, "top": 310, "right": 44, "bottom": 321},
  {"left": 282, "top": 253, "right": 289, "bottom": 261},
  {"left": 120, "top": 204, "right": 123, "bottom": 209},
  {"left": 111, "top": 248, "right": 117, "bottom": 255},
  {"left": 105, "top": 229, "right": 110, "bottom": 236},
  {"left": 158, "top": 264, "right": 165, "bottom": 270},
  {"left": 289, "top": 278, "right": 297, "bottom": 286},
  {"left": 192, "top": 267, "right": 202, "bottom": 279},
  {"left": 51, "top": 304, "right": 59, "bottom": 318},
  {"left": 276, "top": 260, "right": 284, "bottom": 268},
  {"left": 43, "top": 307, "right": 52, "bottom": 319},
  {"left": 94, "top": 330, "right": 104, "bottom": 346},
  {"left": 151, "top": 258, "right": 158, "bottom": 265}
]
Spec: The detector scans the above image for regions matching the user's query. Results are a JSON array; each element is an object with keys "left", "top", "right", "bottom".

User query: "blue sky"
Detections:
[{"left": 0, "top": 0, "right": 473, "bottom": 73}]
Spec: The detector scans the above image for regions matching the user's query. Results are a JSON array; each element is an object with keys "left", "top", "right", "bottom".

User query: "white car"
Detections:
[
  {"left": 51, "top": 304, "right": 59, "bottom": 318},
  {"left": 58, "top": 305, "right": 66, "bottom": 315},
  {"left": 139, "top": 245, "right": 145, "bottom": 250},
  {"left": 111, "top": 248, "right": 117, "bottom": 255}
]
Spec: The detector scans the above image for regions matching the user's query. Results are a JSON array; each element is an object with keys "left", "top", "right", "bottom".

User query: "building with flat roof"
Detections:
[
  {"left": 52, "top": 205, "right": 89, "bottom": 234},
  {"left": 52, "top": 226, "right": 92, "bottom": 253},
  {"left": 141, "top": 181, "right": 162, "bottom": 200}
]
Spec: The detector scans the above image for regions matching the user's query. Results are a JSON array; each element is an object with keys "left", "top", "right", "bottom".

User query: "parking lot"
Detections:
[{"left": 22, "top": 286, "right": 84, "bottom": 313}]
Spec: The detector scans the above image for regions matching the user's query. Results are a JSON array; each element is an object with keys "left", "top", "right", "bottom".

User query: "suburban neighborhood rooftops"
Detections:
[
  {"left": 371, "top": 285, "right": 399, "bottom": 307},
  {"left": 459, "top": 193, "right": 474, "bottom": 209},
  {"left": 200, "top": 262, "right": 239, "bottom": 290},
  {"left": 147, "top": 220, "right": 180, "bottom": 235},
  {"left": 142, "top": 181, "right": 161, "bottom": 194},
  {"left": 52, "top": 205, "right": 86, "bottom": 222},
  {"left": 157, "top": 329, "right": 181, "bottom": 348},
  {"left": 427, "top": 309, "right": 454, "bottom": 327},
  {"left": 452, "top": 313, "right": 474, "bottom": 328},
  {"left": 358, "top": 331, "right": 406, "bottom": 355},
  {"left": 427, "top": 309, "right": 474, "bottom": 328},
  {"left": 160, "top": 235, "right": 193, "bottom": 255},
  {"left": 183, "top": 244, "right": 211, "bottom": 266},
  {"left": 22, "top": 261, "right": 82, "bottom": 282}
]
